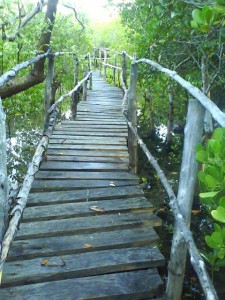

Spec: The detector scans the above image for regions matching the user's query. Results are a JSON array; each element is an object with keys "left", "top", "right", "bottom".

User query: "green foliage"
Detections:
[
  {"left": 196, "top": 128, "right": 225, "bottom": 275},
  {"left": 191, "top": 1, "right": 225, "bottom": 33}
]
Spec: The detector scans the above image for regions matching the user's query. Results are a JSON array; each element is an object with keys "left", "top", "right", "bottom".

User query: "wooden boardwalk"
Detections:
[{"left": 0, "top": 71, "right": 165, "bottom": 299}]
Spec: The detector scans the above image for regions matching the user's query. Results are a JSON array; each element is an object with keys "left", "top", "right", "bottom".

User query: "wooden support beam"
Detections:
[
  {"left": 99, "top": 49, "right": 102, "bottom": 76},
  {"left": 87, "top": 53, "right": 92, "bottom": 90},
  {"left": 71, "top": 57, "right": 79, "bottom": 120},
  {"left": 0, "top": 97, "right": 8, "bottom": 248},
  {"left": 122, "top": 51, "right": 127, "bottom": 88},
  {"left": 127, "top": 62, "right": 138, "bottom": 173},
  {"left": 82, "top": 72, "right": 88, "bottom": 101},
  {"left": 103, "top": 50, "right": 107, "bottom": 80},
  {"left": 166, "top": 99, "right": 206, "bottom": 300},
  {"left": 113, "top": 52, "right": 117, "bottom": 85}
]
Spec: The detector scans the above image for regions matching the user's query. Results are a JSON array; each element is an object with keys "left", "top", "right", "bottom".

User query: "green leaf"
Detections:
[
  {"left": 196, "top": 149, "right": 207, "bottom": 162},
  {"left": 205, "top": 235, "right": 219, "bottom": 248},
  {"left": 213, "top": 128, "right": 224, "bottom": 142},
  {"left": 211, "top": 206, "right": 225, "bottom": 223},
  {"left": 211, "top": 231, "right": 223, "bottom": 245},
  {"left": 198, "top": 170, "right": 206, "bottom": 182},
  {"left": 205, "top": 174, "right": 218, "bottom": 188},
  {"left": 196, "top": 143, "right": 203, "bottom": 152},
  {"left": 199, "top": 191, "right": 219, "bottom": 199},
  {"left": 219, "top": 196, "right": 225, "bottom": 207},
  {"left": 191, "top": 20, "right": 199, "bottom": 29},
  {"left": 215, "top": 258, "right": 225, "bottom": 267},
  {"left": 202, "top": 6, "right": 215, "bottom": 25},
  {"left": 214, "top": 5, "right": 225, "bottom": 14},
  {"left": 218, "top": 248, "right": 225, "bottom": 259},
  {"left": 192, "top": 9, "right": 204, "bottom": 24},
  {"left": 214, "top": 223, "right": 221, "bottom": 232}
]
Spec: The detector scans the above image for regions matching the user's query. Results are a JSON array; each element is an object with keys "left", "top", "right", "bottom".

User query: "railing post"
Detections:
[
  {"left": 82, "top": 71, "right": 88, "bottom": 101},
  {"left": 44, "top": 54, "right": 54, "bottom": 131},
  {"left": 122, "top": 51, "right": 127, "bottom": 88},
  {"left": 166, "top": 99, "right": 205, "bottom": 300},
  {"left": 113, "top": 52, "right": 117, "bottom": 85},
  {"left": 127, "top": 62, "right": 138, "bottom": 173},
  {"left": 103, "top": 50, "right": 107, "bottom": 79},
  {"left": 0, "top": 97, "right": 9, "bottom": 245},
  {"left": 99, "top": 49, "right": 102, "bottom": 76},
  {"left": 87, "top": 53, "right": 92, "bottom": 90},
  {"left": 71, "top": 57, "right": 79, "bottom": 119}
]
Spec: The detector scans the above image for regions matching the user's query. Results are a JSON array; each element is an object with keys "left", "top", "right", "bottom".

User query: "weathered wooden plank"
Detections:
[
  {"left": 22, "top": 197, "right": 153, "bottom": 221},
  {"left": 52, "top": 130, "right": 127, "bottom": 137},
  {"left": 61, "top": 120, "right": 127, "bottom": 125},
  {"left": 51, "top": 135, "right": 126, "bottom": 140},
  {"left": 16, "top": 212, "right": 162, "bottom": 239},
  {"left": 47, "top": 149, "right": 129, "bottom": 157},
  {"left": 8, "top": 227, "right": 159, "bottom": 260},
  {"left": 55, "top": 126, "right": 127, "bottom": 131},
  {"left": 47, "top": 144, "right": 128, "bottom": 151},
  {"left": 0, "top": 269, "right": 163, "bottom": 299},
  {"left": 46, "top": 155, "right": 129, "bottom": 163},
  {"left": 27, "top": 186, "right": 144, "bottom": 206},
  {"left": 2, "top": 246, "right": 165, "bottom": 287},
  {"left": 40, "top": 161, "right": 128, "bottom": 171},
  {"left": 31, "top": 179, "right": 137, "bottom": 192},
  {"left": 35, "top": 171, "right": 138, "bottom": 180},
  {"left": 55, "top": 127, "right": 127, "bottom": 133},
  {"left": 49, "top": 138, "right": 127, "bottom": 145}
]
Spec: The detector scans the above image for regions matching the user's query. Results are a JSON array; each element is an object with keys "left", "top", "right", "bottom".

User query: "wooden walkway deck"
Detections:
[{"left": 0, "top": 71, "right": 165, "bottom": 299}]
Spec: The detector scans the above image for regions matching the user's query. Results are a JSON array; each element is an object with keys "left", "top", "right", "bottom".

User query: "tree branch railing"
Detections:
[
  {"left": 97, "top": 48, "right": 222, "bottom": 300},
  {"left": 0, "top": 51, "right": 92, "bottom": 283}
]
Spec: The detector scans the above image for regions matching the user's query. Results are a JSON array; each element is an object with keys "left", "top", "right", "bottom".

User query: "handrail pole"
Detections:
[
  {"left": 87, "top": 53, "right": 92, "bottom": 90},
  {"left": 127, "top": 62, "right": 138, "bottom": 173},
  {"left": 0, "top": 97, "right": 8, "bottom": 247},
  {"left": 122, "top": 51, "right": 127, "bottom": 88},
  {"left": 71, "top": 57, "right": 79, "bottom": 119},
  {"left": 82, "top": 71, "right": 88, "bottom": 101},
  {"left": 99, "top": 49, "right": 102, "bottom": 76},
  {"left": 113, "top": 52, "right": 117, "bottom": 85},
  {"left": 166, "top": 99, "right": 205, "bottom": 300},
  {"left": 103, "top": 50, "right": 107, "bottom": 79}
]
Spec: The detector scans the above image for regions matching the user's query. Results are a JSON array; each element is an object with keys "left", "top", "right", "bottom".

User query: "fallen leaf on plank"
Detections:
[
  {"left": 89, "top": 205, "right": 105, "bottom": 213},
  {"left": 83, "top": 243, "right": 93, "bottom": 248},
  {"left": 41, "top": 259, "right": 49, "bottom": 266}
]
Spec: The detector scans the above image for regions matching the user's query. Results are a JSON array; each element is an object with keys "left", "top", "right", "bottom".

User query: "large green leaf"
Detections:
[
  {"left": 192, "top": 9, "right": 204, "bottom": 24},
  {"left": 205, "top": 174, "right": 218, "bottom": 189},
  {"left": 211, "top": 206, "right": 225, "bottom": 223},
  {"left": 199, "top": 191, "right": 219, "bottom": 199},
  {"left": 213, "top": 127, "right": 225, "bottom": 142},
  {"left": 196, "top": 149, "right": 207, "bottom": 162}
]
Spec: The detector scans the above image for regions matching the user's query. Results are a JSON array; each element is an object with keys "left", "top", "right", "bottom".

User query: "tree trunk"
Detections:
[
  {"left": 0, "top": 97, "right": 8, "bottom": 245},
  {"left": 0, "top": 0, "right": 58, "bottom": 99},
  {"left": 44, "top": 54, "right": 55, "bottom": 131}
]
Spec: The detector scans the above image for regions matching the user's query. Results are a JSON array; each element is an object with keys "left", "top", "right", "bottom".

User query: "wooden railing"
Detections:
[
  {"left": 0, "top": 50, "right": 92, "bottom": 280},
  {"left": 98, "top": 48, "right": 223, "bottom": 300}
]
